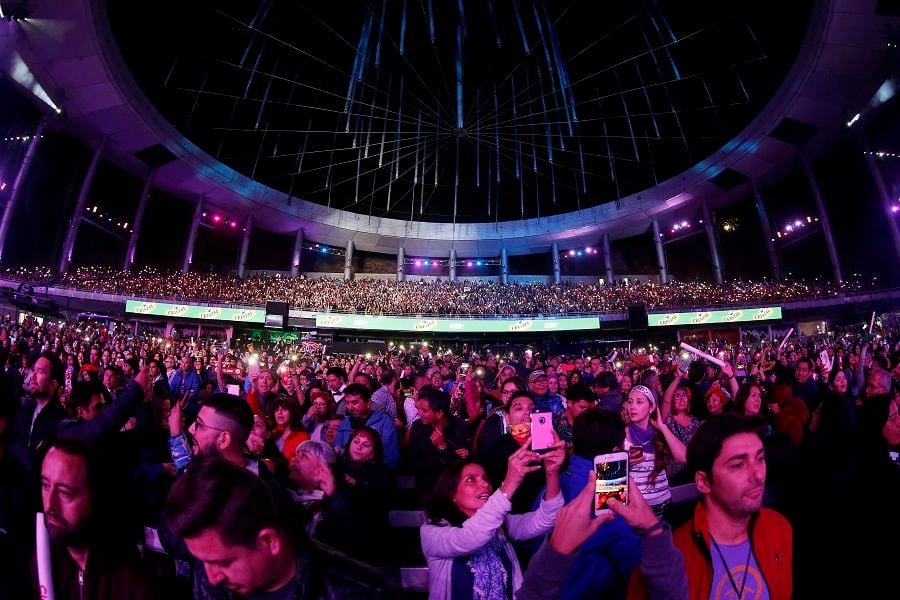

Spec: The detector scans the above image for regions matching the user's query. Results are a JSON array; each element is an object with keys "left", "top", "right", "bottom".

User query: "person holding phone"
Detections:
[
  {"left": 420, "top": 436, "right": 565, "bottom": 600},
  {"left": 476, "top": 391, "right": 567, "bottom": 513},
  {"left": 630, "top": 414, "right": 792, "bottom": 600},
  {"left": 623, "top": 385, "right": 686, "bottom": 519}
]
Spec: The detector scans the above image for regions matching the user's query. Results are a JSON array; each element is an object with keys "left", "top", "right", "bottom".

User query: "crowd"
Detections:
[
  {"left": 0, "top": 312, "right": 897, "bottom": 598},
  {"left": 1, "top": 265, "right": 884, "bottom": 315}
]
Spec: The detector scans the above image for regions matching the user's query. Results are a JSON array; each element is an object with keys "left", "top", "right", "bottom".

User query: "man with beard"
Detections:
[
  {"left": 10, "top": 351, "right": 68, "bottom": 504},
  {"left": 167, "top": 392, "right": 255, "bottom": 472},
  {"left": 36, "top": 437, "right": 156, "bottom": 598}
]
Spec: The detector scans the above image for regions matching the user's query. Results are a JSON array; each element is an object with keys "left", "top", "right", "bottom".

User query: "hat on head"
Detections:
[{"left": 528, "top": 369, "right": 548, "bottom": 383}]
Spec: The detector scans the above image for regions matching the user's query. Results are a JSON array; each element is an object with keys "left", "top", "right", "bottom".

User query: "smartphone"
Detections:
[
  {"left": 530, "top": 410, "right": 554, "bottom": 453},
  {"left": 594, "top": 451, "right": 629, "bottom": 515},
  {"left": 226, "top": 384, "right": 240, "bottom": 396},
  {"left": 460, "top": 362, "right": 470, "bottom": 374}
]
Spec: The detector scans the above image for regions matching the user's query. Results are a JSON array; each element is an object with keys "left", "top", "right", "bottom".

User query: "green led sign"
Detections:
[{"left": 648, "top": 306, "right": 782, "bottom": 327}]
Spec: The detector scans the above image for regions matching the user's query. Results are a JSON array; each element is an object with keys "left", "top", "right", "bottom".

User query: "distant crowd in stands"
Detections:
[
  {"left": 1, "top": 264, "right": 885, "bottom": 315},
  {"left": 0, "top": 313, "right": 897, "bottom": 598}
]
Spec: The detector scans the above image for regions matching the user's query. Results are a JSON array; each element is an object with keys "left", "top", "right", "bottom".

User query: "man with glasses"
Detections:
[
  {"left": 167, "top": 392, "right": 254, "bottom": 472},
  {"left": 527, "top": 369, "right": 565, "bottom": 416}
]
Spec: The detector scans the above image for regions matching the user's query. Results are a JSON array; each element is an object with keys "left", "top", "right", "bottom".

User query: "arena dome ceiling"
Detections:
[
  {"left": 108, "top": 0, "right": 811, "bottom": 225},
  {"left": 2, "top": 0, "right": 897, "bottom": 255}
]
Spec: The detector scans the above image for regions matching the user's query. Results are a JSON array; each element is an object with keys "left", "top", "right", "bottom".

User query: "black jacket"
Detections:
[
  {"left": 408, "top": 416, "right": 472, "bottom": 496},
  {"left": 10, "top": 395, "right": 68, "bottom": 508},
  {"left": 191, "top": 535, "right": 397, "bottom": 600}
]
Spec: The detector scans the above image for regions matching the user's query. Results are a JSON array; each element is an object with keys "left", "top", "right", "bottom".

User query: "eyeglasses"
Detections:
[
  {"left": 194, "top": 416, "right": 228, "bottom": 433},
  {"left": 501, "top": 388, "right": 517, "bottom": 395}
]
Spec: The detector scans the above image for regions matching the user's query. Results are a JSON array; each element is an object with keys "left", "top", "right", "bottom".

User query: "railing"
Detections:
[{"left": 1, "top": 276, "right": 897, "bottom": 320}]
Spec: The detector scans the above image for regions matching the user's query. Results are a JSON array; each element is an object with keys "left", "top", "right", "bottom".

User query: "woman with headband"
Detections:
[{"left": 623, "top": 384, "right": 687, "bottom": 519}]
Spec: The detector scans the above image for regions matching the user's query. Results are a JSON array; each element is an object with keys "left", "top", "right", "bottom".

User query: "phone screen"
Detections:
[
  {"left": 530, "top": 411, "right": 554, "bottom": 452},
  {"left": 594, "top": 455, "right": 629, "bottom": 514},
  {"left": 460, "top": 362, "right": 470, "bottom": 374}
]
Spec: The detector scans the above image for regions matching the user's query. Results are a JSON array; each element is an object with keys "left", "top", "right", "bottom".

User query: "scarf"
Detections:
[
  {"left": 451, "top": 529, "right": 511, "bottom": 600},
  {"left": 628, "top": 421, "right": 655, "bottom": 454}
]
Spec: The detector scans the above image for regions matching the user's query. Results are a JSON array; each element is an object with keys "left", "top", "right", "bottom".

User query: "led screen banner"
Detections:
[
  {"left": 315, "top": 314, "right": 601, "bottom": 333},
  {"left": 648, "top": 306, "right": 782, "bottom": 327},
  {"left": 125, "top": 301, "right": 265, "bottom": 324}
]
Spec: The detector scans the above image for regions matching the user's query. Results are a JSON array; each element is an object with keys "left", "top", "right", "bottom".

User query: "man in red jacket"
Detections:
[{"left": 664, "top": 413, "right": 792, "bottom": 600}]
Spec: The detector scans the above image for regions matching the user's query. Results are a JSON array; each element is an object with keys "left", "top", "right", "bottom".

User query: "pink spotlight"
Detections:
[
  {"left": 415, "top": 260, "right": 422, "bottom": 266},
  {"left": 466, "top": 261, "right": 473, "bottom": 267},
  {"left": 230, "top": 221, "right": 237, "bottom": 228},
  {"left": 212, "top": 215, "right": 221, "bottom": 222},
  {"left": 568, "top": 250, "right": 576, "bottom": 257},
  {"left": 893, "top": 206, "right": 900, "bottom": 213}
]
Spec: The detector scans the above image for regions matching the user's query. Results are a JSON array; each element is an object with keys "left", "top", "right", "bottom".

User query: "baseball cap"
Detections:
[{"left": 528, "top": 370, "right": 548, "bottom": 383}]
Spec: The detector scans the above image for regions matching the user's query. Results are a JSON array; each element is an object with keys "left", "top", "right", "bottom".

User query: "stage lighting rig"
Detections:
[{"left": 0, "top": 2, "right": 35, "bottom": 21}]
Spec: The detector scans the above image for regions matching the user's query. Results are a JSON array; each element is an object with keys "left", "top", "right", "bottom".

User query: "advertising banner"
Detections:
[
  {"left": 314, "top": 314, "right": 600, "bottom": 333},
  {"left": 648, "top": 306, "right": 782, "bottom": 327},
  {"left": 125, "top": 300, "right": 265, "bottom": 324}
]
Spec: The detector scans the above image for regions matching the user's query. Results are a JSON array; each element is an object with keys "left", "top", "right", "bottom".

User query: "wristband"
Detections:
[{"left": 636, "top": 520, "right": 668, "bottom": 537}]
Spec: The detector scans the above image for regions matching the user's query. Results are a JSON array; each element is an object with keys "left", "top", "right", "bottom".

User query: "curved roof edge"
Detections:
[{"left": 11, "top": 0, "right": 895, "bottom": 255}]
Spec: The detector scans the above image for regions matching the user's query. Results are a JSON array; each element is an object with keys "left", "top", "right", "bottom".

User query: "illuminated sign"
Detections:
[
  {"left": 125, "top": 301, "right": 264, "bottom": 324},
  {"left": 314, "top": 314, "right": 600, "bottom": 333},
  {"left": 648, "top": 306, "right": 782, "bottom": 327}
]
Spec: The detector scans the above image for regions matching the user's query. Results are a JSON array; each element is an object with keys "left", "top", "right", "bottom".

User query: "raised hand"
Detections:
[
  {"left": 168, "top": 392, "right": 189, "bottom": 436},
  {"left": 548, "top": 471, "right": 614, "bottom": 555},
  {"left": 607, "top": 476, "right": 659, "bottom": 531}
]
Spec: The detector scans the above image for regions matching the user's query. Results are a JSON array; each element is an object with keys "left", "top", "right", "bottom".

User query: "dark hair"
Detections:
[
  {"left": 164, "top": 456, "right": 280, "bottom": 548},
  {"left": 379, "top": 369, "right": 398, "bottom": 387},
  {"left": 125, "top": 357, "right": 140, "bottom": 374},
  {"left": 686, "top": 413, "right": 767, "bottom": 481},
  {"left": 46, "top": 437, "right": 117, "bottom": 536},
  {"left": 733, "top": 383, "right": 763, "bottom": 415},
  {"left": 104, "top": 364, "right": 124, "bottom": 382},
  {"left": 271, "top": 396, "right": 304, "bottom": 431},
  {"left": 342, "top": 382, "right": 371, "bottom": 403},
  {"left": 70, "top": 381, "right": 110, "bottom": 411},
  {"left": 425, "top": 461, "right": 476, "bottom": 527},
  {"left": 418, "top": 385, "right": 451, "bottom": 415},
  {"left": 500, "top": 376, "right": 526, "bottom": 392},
  {"left": 39, "top": 350, "right": 65, "bottom": 390},
  {"left": 204, "top": 393, "right": 254, "bottom": 443},
  {"left": 504, "top": 390, "right": 533, "bottom": 413},
  {"left": 148, "top": 358, "right": 163, "bottom": 372},
  {"left": 325, "top": 366, "right": 347, "bottom": 381},
  {"left": 796, "top": 357, "right": 813, "bottom": 371},
  {"left": 566, "top": 383, "right": 596, "bottom": 404},
  {"left": 573, "top": 410, "right": 625, "bottom": 460},
  {"left": 593, "top": 371, "right": 618, "bottom": 392},
  {"left": 345, "top": 426, "right": 384, "bottom": 464}
]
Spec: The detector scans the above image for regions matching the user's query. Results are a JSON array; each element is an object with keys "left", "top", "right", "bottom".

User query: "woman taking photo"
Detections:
[
  {"left": 623, "top": 385, "right": 686, "bottom": 518},
  {"left": 302, "top": 389, "right": 336, "bottom": 442},
  {"left": 421, "top": 438, "right": 565, "bottom": 599}
]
